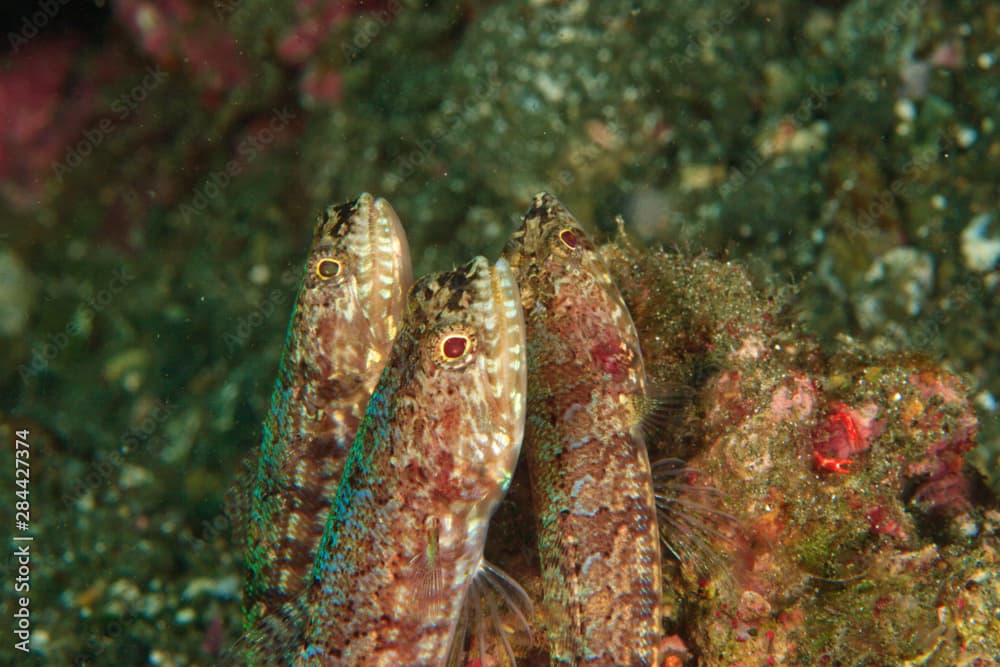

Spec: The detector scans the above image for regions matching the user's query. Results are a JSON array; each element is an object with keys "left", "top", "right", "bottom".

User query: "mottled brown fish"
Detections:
[
  {"left": 243, "top": 193, "right": 413, "bottom": 628},
  {"left": 289, "top": 256, "right": 527, "bottom": 666},
  {"left": 502, "top": 193, "right": 661, "bottom": 666}
]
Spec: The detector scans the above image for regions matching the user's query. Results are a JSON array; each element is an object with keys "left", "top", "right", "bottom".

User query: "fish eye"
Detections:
[
  {"left": 558, "top": 228, "right": 580, "bottom": 249},
  {"left": 551, "top": 227, "right": 584, "bottom": 257},
  {"left": 315, "top": 257, "right": 343, "bottom": 281},
  {"left": 433, "top": 326, "right": 477, "bottom": 369},
  {"left": 441, "top": 335, "right": 469, "bottom": 359}
]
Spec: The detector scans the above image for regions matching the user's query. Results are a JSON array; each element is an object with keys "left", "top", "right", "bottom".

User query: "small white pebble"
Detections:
[
  {"left": 32, "top": 629, "right": 49, "bottom": 653},
  {"left": 956, "top": 126, "right": 978, "bottom": 148},
  {"left": 122, "top": 370, "right": 143, "bottom": 393},
  {"left": 248, "top": 264, "right": 270, "bottom": 285},
  {"left": 958, "top": 515, "right": 979, "bottom": 538},
  {"left": 975, "top": 390, "right": 997, "bottom": 412},
  {"left": 119, "top": 464, "right": 153, "bottom": 489},
  {"left": 968, "top": 568, "right": 993, "bottom": 584},
  {"left": 175, "top": 607, "right": 196, "bottom": 624},
  {"left": 182, "top": 574, "right": 241, "bottom": 600},
  {"left": 961, "top": 214, "right": 1000, "bottom": 272},
  {"left": 894, "top": 98, "right": 916, "bottom": 122},
  {"left": 75, "top": 492, "right": 96, "bottom": 513}
]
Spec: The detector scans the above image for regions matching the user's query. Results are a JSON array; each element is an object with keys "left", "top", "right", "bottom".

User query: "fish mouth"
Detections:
[
  {"left": 365, "top": 195, "right": 413, "bottom": 343},
  {"left": 479, "top": 256, "right": 527, "bottom": 479},
  {"left": 349, "top": 193, "right": 414, "bottom": 350}
]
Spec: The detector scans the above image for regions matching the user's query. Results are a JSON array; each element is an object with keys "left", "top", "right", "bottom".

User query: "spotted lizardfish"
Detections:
[
  {"left": 243, "top": 193, "right": 413, "bottom": 628},
  {"left": 502, "top": 193, "right": 661, "bottom": 666},
  {"left": 247, "top": 256, "right": 527, "bottom": 666}
]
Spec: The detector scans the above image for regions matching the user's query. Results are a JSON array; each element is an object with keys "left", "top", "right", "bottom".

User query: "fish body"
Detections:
[
  {"left": 295, "top": 256, "right": 527, "bottom": 666},
  {"left": 243, "top": 194, "right": 413, "bottom": 627},
  {"left": 502, "top": 193, "right": 661, "bottom": 666}
]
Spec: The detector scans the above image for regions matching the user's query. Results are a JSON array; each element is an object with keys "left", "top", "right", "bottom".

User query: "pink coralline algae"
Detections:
[
  {"left": 277, "top": 0, "right": 399, "bottom": 62},
  {"left": 902, "top": 370, "right": 981, "bottom": 514},
  {"left": 0, "top": 38, "right": 73, "bottom": 204},
  {"left": 276, "top": 0, "right": 401, "bottom": 106},
  {"left": 115, "top": 0, "right": 249, "bottom": 103},
  {"left": 277, "top": 0, "right": 358, "bottom": 65},
  {"left": 0, "top": 36, "right": 110, "bottom": 208},
  {"left": 811, "top": 400, "right": 885, "bottom": 474}
]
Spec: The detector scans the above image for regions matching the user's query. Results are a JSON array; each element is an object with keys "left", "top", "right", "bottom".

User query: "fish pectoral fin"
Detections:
[
  {"left": 412, "top": 516, "right": 444, "bottom": 604},
  {"left": 634, "top": 381, "right": 696, "bottom": 445},
  {"left": 234, "top": 595, "right": 310, "bottom": 666},
  {"left": 652, "top": 457, "right": 739, "bottom": 577},
  {"left": 449, "top": 559, "right": 534, "bottom": 667}
]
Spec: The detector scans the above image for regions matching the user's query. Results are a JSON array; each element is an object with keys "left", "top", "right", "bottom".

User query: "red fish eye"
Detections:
[
  {"left": 441, "top": 335, "right": 468, "bottom": 359},
  {"left": 559, "top": 228, "right": 579, "bottom": 249},
  {"left": 316, "top": 258, "right": 342, "bottom": 280}
]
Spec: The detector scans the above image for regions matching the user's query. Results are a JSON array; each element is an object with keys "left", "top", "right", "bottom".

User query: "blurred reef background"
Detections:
[{"left": 0, "top": 0, "right": 998, "bottom": 664}]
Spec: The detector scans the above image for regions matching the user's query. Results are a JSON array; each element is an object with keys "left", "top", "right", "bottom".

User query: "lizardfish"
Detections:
[
  {"left": 502, "top": 193, "right": 661, "bottom": 666},
  {"left": 243, "top": 194, "right": 412, "bottom": 628},
  {"left": 244, "top": 255, "right": 527, "bottom": 666}
]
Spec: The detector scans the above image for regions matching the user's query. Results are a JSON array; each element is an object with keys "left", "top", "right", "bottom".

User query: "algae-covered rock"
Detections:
[{"left": 603, "top": 239, "right": 1000, "bottom": 665}]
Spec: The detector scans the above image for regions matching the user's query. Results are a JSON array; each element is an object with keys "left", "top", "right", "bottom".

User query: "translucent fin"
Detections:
[
  {"left": 225, "top": 449, "right": 261, "bottom": 548},
  {"left": 226, "top": 596, "right": 308, "bottom": 666},
  {"left": 652, "top": 458, "right": 739, "bottom": 577},
  {"left": 445, "top": 595, "right": 470, "bottom": 667},
  {"left": 635, "top": 383, "right": 696, "bottom": 446},
  {"left": 448, "top": 559, "right": 533, "bottom": 666},
  {"left": 411, "top": 517, "right": 444, "bottom": 605}
]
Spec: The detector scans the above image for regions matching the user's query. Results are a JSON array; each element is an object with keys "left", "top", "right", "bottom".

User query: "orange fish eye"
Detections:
[
  {"left": 316, "top": 258, "right": 343, "bottom": 280},
  {"left": 558, "top": 228, "right": 580, "bottom": 249}
]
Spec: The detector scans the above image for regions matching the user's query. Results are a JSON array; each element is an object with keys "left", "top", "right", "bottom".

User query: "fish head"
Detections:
[
  {"left": 502, "top": 191, "right": 646, "bottom": 400},
  {"left": 501, "top": 192, "right": 609, "bottom": 310},
  {"left": 393, "top": 255, "right": 526, "bottom": 512},
  {"left": 296, "top": 193, "right": 413, "bottom": 387}
]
